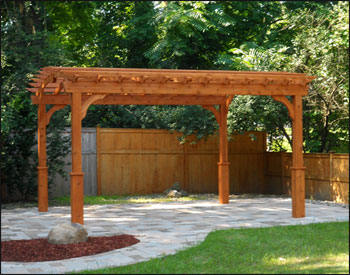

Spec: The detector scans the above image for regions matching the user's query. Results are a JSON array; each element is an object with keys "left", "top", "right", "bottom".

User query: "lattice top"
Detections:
[{"left": 28, "top": 66, "right": 315, "bottom": 97}]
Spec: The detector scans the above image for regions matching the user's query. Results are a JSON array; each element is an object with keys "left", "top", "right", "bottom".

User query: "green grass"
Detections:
[
  {"left": 76, "top": 221, "right": 349, "bottom": 274},
  {"left": 1, "top": 193, "right": 285, "bottom": 209},
  {"left": 54, "top": 194, "right": 209, "bottom": 206}
]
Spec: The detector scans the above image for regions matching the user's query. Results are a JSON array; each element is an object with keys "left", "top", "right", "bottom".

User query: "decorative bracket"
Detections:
[
  {"left": 202, "top": 105, "right": 220, "bottom": 124},
  {"left": 81, "top": 94, "right": 107, "bottom": 119},
  {"left": 45, "top": 104, "right": 66, "bottom": 126},
  {"left": 226, "top": 95, "right": 234, "bottom": 109},
  {"left": 272, "top": 95, "right": 295, "bottom": 120}
]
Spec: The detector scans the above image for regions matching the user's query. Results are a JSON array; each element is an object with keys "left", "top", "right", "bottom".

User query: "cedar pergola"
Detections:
[{"left": 29, "top": 67, "right": 315, "bottom": 224}]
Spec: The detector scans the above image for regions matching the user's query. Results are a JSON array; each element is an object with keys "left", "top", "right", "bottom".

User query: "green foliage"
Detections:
[
  {"left": 217, "top": 2, "right": 349, "bottom": 152},
  {"left": 1, "top": 1, "right": 70, "bottom": 200},
  {"left": 288, "top": 2, "right": 349, "bottom": 152}
]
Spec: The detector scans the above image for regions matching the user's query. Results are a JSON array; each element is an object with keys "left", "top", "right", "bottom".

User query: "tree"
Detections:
[
  {"left": 1, "top": 1, "right": 70, "bottom": 200},
  {"left": 216, "top": 1, "right": 349, "bottom": 152},
  {"left": 288, "top": 2, "right": 349, "bottom": 152}
]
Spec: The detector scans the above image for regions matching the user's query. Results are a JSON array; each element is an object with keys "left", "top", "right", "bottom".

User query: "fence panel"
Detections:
[
  {"left": 98, "top": 129, "right": 185, "bottom": 195},
  {"left": 50, "top": 128, "right": 97, "bottom": 198},
  {"left": 265, "top": 152, "right": 349, "bottom": 203},
  {"left": 98, "top": 129, "right": 266, "bottom": 195}
]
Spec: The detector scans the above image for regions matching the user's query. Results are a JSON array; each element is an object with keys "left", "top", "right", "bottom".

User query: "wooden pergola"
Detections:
[{"left": 29, "top": 67, "right": 315, "bottom": 224}]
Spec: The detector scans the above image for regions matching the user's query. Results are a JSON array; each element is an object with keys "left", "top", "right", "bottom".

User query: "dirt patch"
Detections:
[{"left": 1, "top": 234, "right": 139, "bottom": 262}]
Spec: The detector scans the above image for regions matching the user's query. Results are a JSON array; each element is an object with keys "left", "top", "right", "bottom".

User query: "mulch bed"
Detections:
[{"left": 1, "top": 234, "right": 139, "bottom": 262}]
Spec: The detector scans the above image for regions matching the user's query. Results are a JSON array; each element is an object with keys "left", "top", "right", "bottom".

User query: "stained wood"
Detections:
[
  {"left": 70, "top": 92, "right": 84, "bottom": 224},
  {"left": 98, "top": 129, "right": 266, "bottom": 196},
  {"left": 63, "top": 81, "right": 308, "bottom": 96},
  {"left": 291, "top": 95, "right": 305, "bottom": 218},
  {"left": 31, "top": 95, "right": 227, "bottom": 105},
  {"left": 266, "top": 152, "right": 349, "bottom": 204},
  {"left": 30, "top": 66, "right": 314, "bottom": 223},
  {"left": 37, "top": 103, "right": 48, "bottom": 212}
]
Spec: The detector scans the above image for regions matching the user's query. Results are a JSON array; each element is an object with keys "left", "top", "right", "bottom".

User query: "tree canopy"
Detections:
[{"left": 1, "top": 1, "right": 348, "bottom": 199}]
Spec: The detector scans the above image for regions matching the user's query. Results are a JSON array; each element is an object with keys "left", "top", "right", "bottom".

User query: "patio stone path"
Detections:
[{"left": 1, "top": 197, "right": 349, "bottom": 274}]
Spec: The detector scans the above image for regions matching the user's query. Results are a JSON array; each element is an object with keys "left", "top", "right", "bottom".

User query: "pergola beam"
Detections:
[
  {"left": 62, "top": 81, "right": 308, "bottom": 96},
  {"left": 31, "top": 94, "right": 228, "bottom": 106}
]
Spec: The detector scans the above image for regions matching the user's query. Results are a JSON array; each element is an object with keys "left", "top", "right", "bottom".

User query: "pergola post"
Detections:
[
  {"left": 218, "top": 103, "right": 230, "bottom": 204},
  {"left": 70, "top": 91, "right": 84, "bottom": 224},
  {"left": 291, "top": 95, "right": 305, "bottom": 218},
  {"left": 37, "top": 103, "right": 48, "bottom": 212}
]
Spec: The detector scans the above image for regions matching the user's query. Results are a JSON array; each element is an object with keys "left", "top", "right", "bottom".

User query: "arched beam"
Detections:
[
  {"left": 45, "top": 105, "right": 66, "bottom": 126},
  {"left": 226, "top": 95, "right": 235, "bottom": 109},
  {"left": 202, "top": 105, "right": 220, "bottom": 124},
  {"left": 81, "top": 95, "right": 107, "bottom": 119},
  {"left": 272, "top": 95, "right": 295, "bottom": 120}
]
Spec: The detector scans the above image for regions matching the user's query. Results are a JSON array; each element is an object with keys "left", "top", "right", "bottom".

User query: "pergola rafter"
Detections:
[{"left": 29, "top": 67, "right": 315, "bottom": 224}]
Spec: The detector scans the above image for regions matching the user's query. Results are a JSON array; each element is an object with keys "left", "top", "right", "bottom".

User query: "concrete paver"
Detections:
[{"left": 1, "top": 197, "right": 349, "bottom": 274}]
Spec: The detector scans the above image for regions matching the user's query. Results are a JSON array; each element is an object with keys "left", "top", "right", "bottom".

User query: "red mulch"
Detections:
[{"left": 1, "top": 235, "right": 139, "bottom": 262}]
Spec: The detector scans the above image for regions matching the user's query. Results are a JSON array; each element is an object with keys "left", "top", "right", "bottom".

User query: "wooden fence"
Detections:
[
  {"left": 50, "top": 128, "right": 97, "bottom": 198},
  {"left": 265, "top": 152, "right": 349, "bottom": 203},
  {"left": 97, "top": 128, "right": 266, "bottom": 195},
  {"left": 3, "top": 128, "right": 348, "bottom": 204}
]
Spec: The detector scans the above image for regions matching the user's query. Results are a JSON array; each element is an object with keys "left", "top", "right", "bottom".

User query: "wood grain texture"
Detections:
[
  {"left": 97, "top": 129, "right": 266, "bottom": 196},
  {"left": 29, "top": 66, "right": 315, "bottom": 97},
  {"left": 265, "top": 152, "right": 349, "bottom": 204},
  {"left": 37, "top": 103, "right": 48, "bottom": 212},
  {"left": 70, "top": 92, "right": 84, "bottom": 224}
]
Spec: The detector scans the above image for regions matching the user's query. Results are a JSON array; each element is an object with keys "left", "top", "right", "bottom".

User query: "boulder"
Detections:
[
  {"left": 163, "top": 188, "right": 171, "bottom": 195},
  {"left": 47, "top": 223, "right": 88, "bottom": 245},
  {"left": 166, "top": 190, "right": 182, "bottom": 198},
  {"left": 171, "top": 182, "right": 181, "bottom": 191}
]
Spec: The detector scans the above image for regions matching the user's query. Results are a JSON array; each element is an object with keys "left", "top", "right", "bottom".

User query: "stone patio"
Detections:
[{"left": 1, "top": 197, "right": 349, "bottom": 274}]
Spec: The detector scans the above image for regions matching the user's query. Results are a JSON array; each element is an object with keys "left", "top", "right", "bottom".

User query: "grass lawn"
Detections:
[
  {"left": 54, "top": 194, "right": 210, "bottom": 205},
  {"left": 1, "top": 194, "right": 214, "bottom": 209},
  {"left": 76, "top": 221, "right": 349, "bottom": 274},
  {"left": 2, "top": 194, "right": 287, "bottom": 209}
]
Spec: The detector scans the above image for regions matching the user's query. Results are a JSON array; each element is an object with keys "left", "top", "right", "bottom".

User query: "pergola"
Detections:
[{"left": 29, "top": 67, "right": 315, "bottom": 224}]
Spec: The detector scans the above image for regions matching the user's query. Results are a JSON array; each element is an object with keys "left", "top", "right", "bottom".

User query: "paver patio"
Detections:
[{"left": 1, "top": 197, "right": 349, "bottom": 274}]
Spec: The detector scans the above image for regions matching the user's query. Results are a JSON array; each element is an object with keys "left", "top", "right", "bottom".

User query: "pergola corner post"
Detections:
[
  {"left": 218, "top": 103, "right": 230, "bottom": 204},
  {"left": 70, "top": 91, "right": 84, "bottom": 224},
  {"left": 291, "top": 95, "right": 305, "bottom": 218},
  {"left": 37, "top": 103, "right": 48, "bottom": 212}
]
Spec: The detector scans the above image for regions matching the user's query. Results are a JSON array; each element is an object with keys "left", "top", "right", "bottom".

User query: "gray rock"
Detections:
[
  {"left": 166, "top": 190, "right": 182, "bottom": 198},
  {"left": 47, "top": 223, "right": 88, "bottom": 244},
  {"left": 172, "top": 182, "right": 181, "bottom": 191},
  {"left": 179, "top": 189, "right": 188, "bottom": 197},
  {"left": 163, "top": 188, "right": 171, "bottom": 195}
]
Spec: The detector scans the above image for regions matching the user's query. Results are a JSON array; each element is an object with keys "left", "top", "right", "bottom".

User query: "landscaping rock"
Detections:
[
  {"left": 166, "top": 190, "right": 182, "bottom": 198},
  {"left": 163, "top": 188, "right": 172, "bottom": 195},
  {"left": 47, "top": 223, "right": 88, "bottom": 245},
  {"left": 163, "top": 182, "right": 188, "bottom": 197},
  {"left": 171, "top": 182, "right": 181, "bottom": 191}
]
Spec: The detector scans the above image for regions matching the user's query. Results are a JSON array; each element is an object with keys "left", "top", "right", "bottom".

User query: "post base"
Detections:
[
  {"left": 70, "top": 172, "right": 85, "bottom": 224},
  {"left": 218, "top": 162, "right": 230, "bottom": 204},
  {"left": 291, "top": 166, "right": 306, "bottom": 218},
  {"left": 37, "top": 166, "right": 48, "bottom": 212}
]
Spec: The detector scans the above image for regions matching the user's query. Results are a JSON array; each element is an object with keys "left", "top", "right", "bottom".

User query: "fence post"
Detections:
[
  {"left": 183, "top": 142, "right": 189, "bottom": 192},
  {"left": 329, "top": 152, "right": 333, "bottom": 187},
  {"left": 96, "top": 126, "right": 101, "bottom": 196},
  {"left": 281, "top": 151, "right": 285, "bottom": 195}
]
